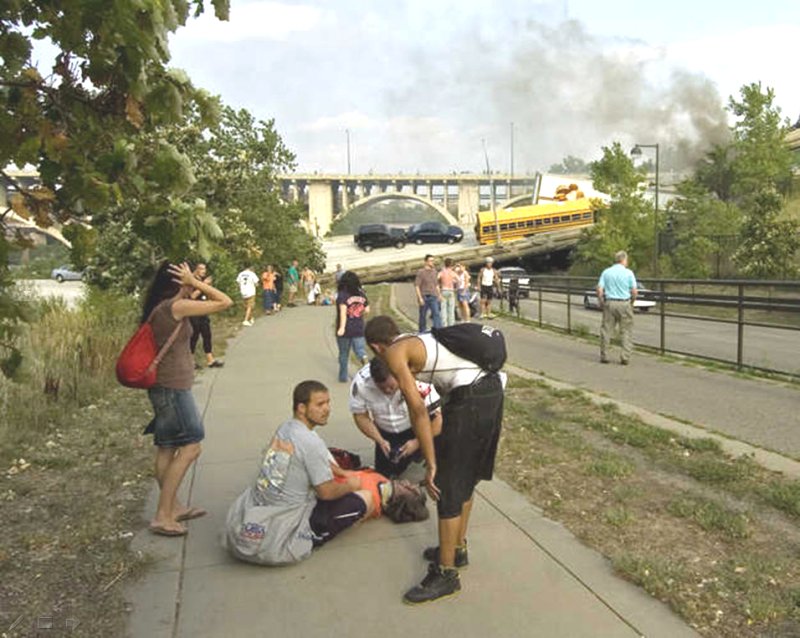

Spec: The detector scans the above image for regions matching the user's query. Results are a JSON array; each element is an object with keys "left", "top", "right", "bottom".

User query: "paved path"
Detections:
[
  {"left": 126, "top": 303, "right": 697, "bottom": 638},
  {"left": 394, "top": 283, "right": 800, "bottom": 459}
]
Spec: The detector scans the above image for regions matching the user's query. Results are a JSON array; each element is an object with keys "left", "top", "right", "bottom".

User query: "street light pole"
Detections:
[
  {"left": 346, "top": 129, "right": 351, "bottom": 175},
  {"left": 483, "top": 138, "right": 501, "bottom": 246},
  {"left": 630, "top": 143, "right": 660, "bottom": 276}
]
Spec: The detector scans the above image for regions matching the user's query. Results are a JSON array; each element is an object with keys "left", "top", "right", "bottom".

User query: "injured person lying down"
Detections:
[{"left": 223, "top": 380, "right": 428, "bottom": 566}]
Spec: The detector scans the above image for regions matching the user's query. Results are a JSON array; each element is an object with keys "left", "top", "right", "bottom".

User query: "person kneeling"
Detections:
[{"left": 224, "top": 380, "right": 378, "bottom": 565}]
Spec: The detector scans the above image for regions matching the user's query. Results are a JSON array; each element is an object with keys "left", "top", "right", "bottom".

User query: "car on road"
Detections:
[
  {"left": 406, "top": 221, "right": 463, "bottom": 245},
  {"left": 498, "top": 266, "right": 532, "bottom": 299},
  {"left": 50, "top": 265, "right": 85, "bottom": 283},
  {"left": 582, "top": 283, "right": 657, "bottom": 312},
  {"left": 353, "top": 224, "right": 407, "bottom": 252}
]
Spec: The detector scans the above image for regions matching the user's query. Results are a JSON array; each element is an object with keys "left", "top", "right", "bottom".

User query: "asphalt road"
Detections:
[
  {"left": 512, "top": 294, "right": 799, "bottom": 376},
  {"left": 17, "top": 279, "right": 86, "bottom": 309}
]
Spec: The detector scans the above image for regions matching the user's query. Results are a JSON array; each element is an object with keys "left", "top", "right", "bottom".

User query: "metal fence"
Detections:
[{"left": 500, "top": 276, "right": 800, "bottom": 379}]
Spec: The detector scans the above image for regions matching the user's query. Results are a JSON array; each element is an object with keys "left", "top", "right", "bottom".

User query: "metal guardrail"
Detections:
[{"left": 499, "top": 276, "right": 800, "bottom": 378}]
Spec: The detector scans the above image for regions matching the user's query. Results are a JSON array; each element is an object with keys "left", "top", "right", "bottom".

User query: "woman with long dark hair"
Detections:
[
  {"left": 141, "top": 260, "right": 232, "bottom": 536},
  {"left": 335, "top": 270, "right": 370, "bottom": 382}
]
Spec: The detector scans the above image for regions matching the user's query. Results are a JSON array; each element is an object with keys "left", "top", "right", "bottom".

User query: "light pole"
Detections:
[
  {"left": 630, "top": 143, "right": 660, "bottom": 276},
  {"left": 482, "top": 138, "right": 501, "bottom": 246},
  {"left": 346, "top": 129, "right": 351, "bottom": 175}
]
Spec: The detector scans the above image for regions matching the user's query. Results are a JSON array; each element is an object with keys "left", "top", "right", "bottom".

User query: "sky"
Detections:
[{"left": 166, "top": 0, "right": 800, "bottom": 175}]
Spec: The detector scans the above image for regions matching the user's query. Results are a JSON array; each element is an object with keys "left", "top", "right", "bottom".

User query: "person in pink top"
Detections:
[{"left": 438, "top": 258, "right": 457, "bottom": 327}]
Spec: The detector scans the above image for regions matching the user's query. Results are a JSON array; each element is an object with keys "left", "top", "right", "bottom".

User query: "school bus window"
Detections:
[
  {"left": 571, "top": 213, "right": 581, "bottom": 221},
  {"left": 534, "top": 219, "right": 542, "bottom": 226},
  {"left": 482, "top": 226, "right": 492, "bottom": 233},
  {"left": 508, "top": 222, "right": 517, "bottom": 230},
  {"left": 500, "top": 223, "right": 508, "bottom": 230},
  {"left": 582, "top": 212, "right": 592, "bottom": 219},
  {"left": 526, "top": 220, "right": 534, "bottom": 227},
  {"left": 552, "top": 217, "right": 560, "bottom": 224},
  {"left": 561, "top": 215, "right": 570, "bottom": 222},
  {"left": 543, "top": 218, "right": 551, "bottom": 224}
]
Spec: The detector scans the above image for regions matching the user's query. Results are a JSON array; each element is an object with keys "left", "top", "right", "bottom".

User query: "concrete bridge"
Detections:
[{"left": 277, "top": 172, "right": 545, "bottom": 237}]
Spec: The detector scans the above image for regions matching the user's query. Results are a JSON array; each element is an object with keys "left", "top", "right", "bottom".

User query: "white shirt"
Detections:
[
  {"left": 236, "top": 269, "right": 259, "bottom": 299},
  {"left": 349, "top": 364, "right": 441, "bottom": 434},
  {"left": 480, "top": 267, "right": 495, "bottom": 287}
]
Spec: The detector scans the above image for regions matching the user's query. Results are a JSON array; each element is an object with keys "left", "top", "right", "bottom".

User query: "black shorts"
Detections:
[
  {"left": 480, "top": 284, "right": 494, "bottom": 300},
  {"left": 309, "top": 493, "right": 367, "bottom": 547},
  {"left": 435, "top": 374, "right": 504, "bottom": 518}
]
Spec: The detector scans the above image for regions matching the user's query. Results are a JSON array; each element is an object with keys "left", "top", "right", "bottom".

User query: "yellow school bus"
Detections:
[{"left": 475, "top": 198, "right": 595, "bottom": 245}]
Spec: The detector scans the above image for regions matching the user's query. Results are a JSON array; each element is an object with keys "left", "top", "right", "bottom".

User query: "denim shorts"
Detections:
[{"left": 146, "top": 387, "right": 205, "bottom": 448}]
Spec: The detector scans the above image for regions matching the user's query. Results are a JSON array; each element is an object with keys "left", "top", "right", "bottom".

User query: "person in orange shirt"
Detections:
[{"left": 261, "top": 264, "right": 278, "bottom": 315}]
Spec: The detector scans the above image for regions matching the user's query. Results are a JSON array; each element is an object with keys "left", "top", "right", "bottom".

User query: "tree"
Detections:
[
  {"left": 573, "top": 143, "right": 656, "bottom": 275},
  {"left": 733, "top": 189, "right": 799, "bottom": 279},
  {"left": 666, "top": 179, "right": 742, "bottom": 278},
  {"left": 728, "top": 82, "right": 794, "bottom": 199},
  {"left": 0, "top": 0, "right": 230, "bottom": 375}
]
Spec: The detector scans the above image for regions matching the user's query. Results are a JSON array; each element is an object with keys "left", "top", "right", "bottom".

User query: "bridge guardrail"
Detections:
[{"left": 502, "top": 276, "right": 800, "bottom": 379}]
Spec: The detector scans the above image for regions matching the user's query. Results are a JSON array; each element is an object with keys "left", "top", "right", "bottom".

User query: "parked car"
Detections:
[
  {"left": 354, "top": 224, "right": 406, "bottom": 252},
  {"left": 50, "top": 265, "right": 85, "bottom": 283},
  {"left": 406, "top": 221, "right": 463, "bottom": 245},
  {"left": 582, "top": 283, "right": 657, "bottom": 312},
  {"left": 498, "top": 266, "right": 531, "bottom": 299}
]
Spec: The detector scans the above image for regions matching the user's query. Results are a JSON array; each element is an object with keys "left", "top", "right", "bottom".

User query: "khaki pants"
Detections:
[{"left": 600, "top": 300, "right": 634, "bottom": 362}]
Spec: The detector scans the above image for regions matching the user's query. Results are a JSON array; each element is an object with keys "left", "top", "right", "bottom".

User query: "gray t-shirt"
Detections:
[{"left": 224, "top": 418, "right": 333, "bottom": 565}]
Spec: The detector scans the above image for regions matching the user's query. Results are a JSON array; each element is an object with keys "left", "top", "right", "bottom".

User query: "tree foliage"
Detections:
[
  {"left": 733, "top": 189, "right": 799, "bottom": 279},
  {"left": 573, "top": 143, "right": 655, "bottom": 275},
  {"left": 548, "top": 155, "right": 589, "bottom": 175},
  {"left": 0, "top": 0, "right": 231, "bottom": 375}
]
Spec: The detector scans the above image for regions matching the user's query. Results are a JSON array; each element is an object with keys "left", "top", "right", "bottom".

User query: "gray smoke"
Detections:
[{"left": 388, "top": 17, "right": 730, "bottom": 173}]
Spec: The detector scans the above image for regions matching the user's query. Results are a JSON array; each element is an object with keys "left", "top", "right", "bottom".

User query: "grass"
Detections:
[
  {"left": 0, "top": 286, "right": 243, "bottom": 637},
  {"left": 497, "top": 376, "right": 800, "bottom": 637}
]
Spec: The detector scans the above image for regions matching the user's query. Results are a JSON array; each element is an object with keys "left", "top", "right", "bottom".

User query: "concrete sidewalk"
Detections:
[{"left": 126, "top": 303, "right": 697, "bottom": 638}]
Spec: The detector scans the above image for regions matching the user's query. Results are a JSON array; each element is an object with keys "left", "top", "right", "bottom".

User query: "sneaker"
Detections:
[
  {"left": 403, "top": 563, "right": 461, "bottom": 605},
  {"left": 422, "top": 542, "right": 468, "bottom": 568},
  {"left": 247, "top": 319, "right": 255, "bottom": 326},
  {"left": 242, "top": 320, "right": 250, "bottom": 326},
  {"left": 208, "top": 360, "right": 224, "bottom": 368}
]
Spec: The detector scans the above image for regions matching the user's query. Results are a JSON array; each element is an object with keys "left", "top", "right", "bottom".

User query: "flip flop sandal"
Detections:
[
  {"left": 176, "top": 507, "right": 207, "bottom": 522},
  {"left": 149, "top": 524, "right": 187, "bottom": 537}
]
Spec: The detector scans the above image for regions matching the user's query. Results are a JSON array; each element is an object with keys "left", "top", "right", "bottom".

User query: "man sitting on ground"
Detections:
[
  {"left": 224, "top": 380, "right": 379, "bottom": 565},
  {"left": 350, "top": 358, "right": 442, "bottom": 479}
]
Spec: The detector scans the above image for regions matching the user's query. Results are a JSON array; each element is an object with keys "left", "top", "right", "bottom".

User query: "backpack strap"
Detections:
[{"left": 144, "top": 303, "right": 185, "bottom": 375}]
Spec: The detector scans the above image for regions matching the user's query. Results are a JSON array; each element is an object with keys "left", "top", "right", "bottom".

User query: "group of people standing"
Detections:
[
  {"left": 414, "top": 255, "right": 475, "bottom": 331},
  {"left": 236, "top": 259, "right": 327, "bottom": 326}
]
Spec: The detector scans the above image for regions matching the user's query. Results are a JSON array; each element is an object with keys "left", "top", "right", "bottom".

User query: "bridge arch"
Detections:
[
  {"left": 341, "top": 192, "right": 460, "bottom": 226},
  {"left": 6, "top": 211, "right": 72, "bottom": 247}
]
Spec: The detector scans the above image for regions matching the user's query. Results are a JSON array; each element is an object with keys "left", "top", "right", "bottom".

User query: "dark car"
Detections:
[
  {"left": 498, "top": 266, "right": 531, "bottom": 299},
  {"left": 354, "top": 224, "right": 406, "bottom": 252},
  {"left": 406, "top": 221, "right": 464, "bottom": 245}
]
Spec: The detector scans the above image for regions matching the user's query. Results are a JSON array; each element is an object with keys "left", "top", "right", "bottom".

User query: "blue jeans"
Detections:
[
  {"left": 337, "top": 336, "right": 367, "bottom": 382},
  {"left": 418, "top": 294, "right": 442, "bottom": 333}
]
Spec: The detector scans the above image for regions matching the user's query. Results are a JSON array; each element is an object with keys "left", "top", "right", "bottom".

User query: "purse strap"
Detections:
[{"left": 144, "top": 303, "right": 185, "bottom": 374}]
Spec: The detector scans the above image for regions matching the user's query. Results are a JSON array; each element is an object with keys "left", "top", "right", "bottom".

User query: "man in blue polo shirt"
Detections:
[{"left": 597, "top": 250, "right": 638, "bottom": 365}]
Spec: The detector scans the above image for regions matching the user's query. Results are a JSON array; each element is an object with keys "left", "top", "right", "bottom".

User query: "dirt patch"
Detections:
[{"left": 497, "top": 377, "right": 800, "bottom": 637}]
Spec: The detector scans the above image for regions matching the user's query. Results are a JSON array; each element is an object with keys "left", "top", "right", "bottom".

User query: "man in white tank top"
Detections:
[
  {"left": 365, "top": 315, "right": 505, "bottom": 605},
  {"left": 478, "top": 257, "right": 499, "bottom": 319}
]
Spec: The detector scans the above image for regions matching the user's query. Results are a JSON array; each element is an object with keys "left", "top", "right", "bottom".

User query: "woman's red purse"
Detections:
[{"left": 116, "top": 308, "right": 182, "bottom": 389}]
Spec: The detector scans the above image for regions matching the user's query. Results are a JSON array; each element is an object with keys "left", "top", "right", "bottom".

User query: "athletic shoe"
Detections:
[
  {"left": 247, "top": 319, "right": 254, "bottom": 326},
  {"left": 242, "top": 320, "right": 250, "bottom": 326},
  {"left": 208, "top": 360, "right": 224, "bottom": 368},
  {"left": 422, "top": 542, "right": 468, "bottom": 568},
  {"left": 403, "top": 563, "right": 460, "bottom": 604}
]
